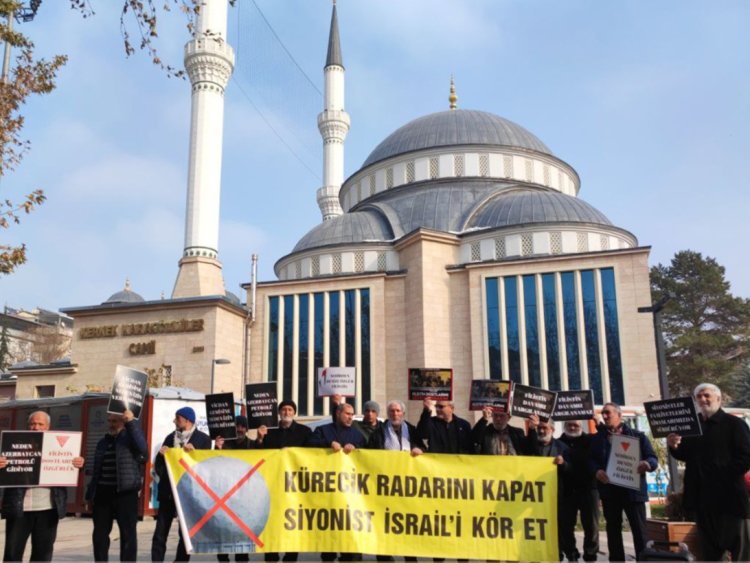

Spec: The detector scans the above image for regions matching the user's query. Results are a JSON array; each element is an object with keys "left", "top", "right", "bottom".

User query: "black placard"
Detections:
[
  {"left": 469, "top": 380, "right": 512, "bottom": 411},
  {"left": 408, "top": 368, "right": 453, "bottom": 401},
  {"left": 509, "top": 383, "right": 557, "bottom": 422},
  {"left": 0, "top": 431, "right": 43, "bottom": 487},
  {"left": 644, "top": 396, "right": 702, "bottom": 438},
  {"left": 108, "top": 365, "right": 148, "bottom": 419},
  {"left": 205, "top": 393, "right": 237, "bottom": 440},
  {"left": 552, "top": 390, "right": 595, "bottom": 420},
  {"left": 245, "top": 383, "right": 278, "bottom": 429}
]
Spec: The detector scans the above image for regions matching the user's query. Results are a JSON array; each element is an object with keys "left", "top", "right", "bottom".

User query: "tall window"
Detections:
[
  {"left": 485, "top": 267, "right": 623, "bottom": 401},
  {"left": 267, "top": 289, "right": 371, "bottom": 415},
  {"left": 504, "top": 277, "right": 520, "bottom": 382}
]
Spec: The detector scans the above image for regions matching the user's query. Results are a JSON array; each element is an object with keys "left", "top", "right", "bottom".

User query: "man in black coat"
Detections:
[
  {"left": 589, "top": 403, "right": 657, "bottom": 562},
  {"left": 87, "top": 408, "right": 148, "bottom": 562},
  {"left": 558, "top": 420, "right": 599, "bottom": 562},
  {"left": 151, "top": 406, "right": 212, "bottom": 562},
  {"left": 256, "top": 400, "right": 312, "bottom": 562},
  {"left": 0, "top": 411, "right": 84, "bottom": 562},
  {"left": 417, "top": 398, "right": 473, "bottom": 454},
  {"left": 668, "top": 383, "right": 750, "bottom": 561},
  {"left": 473, "top": 407, "right": 539, "bottom": 455}
]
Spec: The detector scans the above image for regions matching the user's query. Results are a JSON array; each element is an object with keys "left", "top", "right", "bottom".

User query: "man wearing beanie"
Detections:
[
  {"left": 151, "top": 406, "right": 211, "bottom": 561},
  {"left": 256, "top": 400, "right": 312, "bottom": 562},
  {"left": 331, "top": 396, "right": 383, "bottom": 441}
]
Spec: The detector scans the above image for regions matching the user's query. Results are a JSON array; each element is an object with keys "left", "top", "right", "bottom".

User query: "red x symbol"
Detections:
[{"left": 178, "top": 457, "right": 266, "bottom": 547}]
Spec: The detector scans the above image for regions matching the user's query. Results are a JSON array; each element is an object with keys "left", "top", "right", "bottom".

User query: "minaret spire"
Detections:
[
  {"left": 449, "top": 75, "right": 458, "bottom": 110},
  {"left": 316, "top": 2, "right": 350, "bottom": 221},
  {"left": 172, "top": 0, "right": 235, "bottom": 298}
]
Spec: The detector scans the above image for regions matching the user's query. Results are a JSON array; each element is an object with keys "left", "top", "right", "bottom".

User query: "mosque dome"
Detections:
[
  {"left": 362, "top": 109, "right": 552, "bottom": 168},
  {"left": 293, "top": 210, "right": 394, "bottom": 252},
  {"left": 103, "top": 279, "right": 145, "bottom": 304},
  {"left": 466, "top": 188, "right": 612, "bottom": 230}
]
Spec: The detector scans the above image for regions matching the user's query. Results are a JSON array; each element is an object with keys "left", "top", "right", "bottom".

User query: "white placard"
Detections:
[
  {"left": 605, "top": 434, "right": 641, "bottom": 491},
  {"left": 39, "top": 431, "right": 83, "bottom": 487},
  {"left": 317, "top": 367, "right": 356, "bottom": 397}
]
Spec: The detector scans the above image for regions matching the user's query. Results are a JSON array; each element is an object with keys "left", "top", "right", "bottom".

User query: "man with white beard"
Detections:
[
  {"left": 366, "top": 399, "right": 422, "bottom": 562},
  {"left": 558, "top": 421, "right": 599, "bottom": 562},
  {"left": 256, "top": 400, "right": 312, "bottom": 562},
  {"left": 668, "top": 383, "right": 750, "bottom": 561}
]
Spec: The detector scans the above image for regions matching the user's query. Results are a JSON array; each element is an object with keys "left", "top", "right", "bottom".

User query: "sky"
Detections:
[{"left": 1, "top": 0, "right": 749, "bottom": 312}]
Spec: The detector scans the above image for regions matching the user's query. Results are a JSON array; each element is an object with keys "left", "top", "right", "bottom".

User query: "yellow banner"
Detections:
[{"left": 164, "top": 448, "right": 558, "bottom": 560}]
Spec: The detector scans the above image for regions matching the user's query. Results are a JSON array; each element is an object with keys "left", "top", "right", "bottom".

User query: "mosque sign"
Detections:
[
  {"left": 644, "top": 397, "right": 702, "bottom": 438},
  {"left": 108, "top": 365, "right": 148, "bottom": 419}
]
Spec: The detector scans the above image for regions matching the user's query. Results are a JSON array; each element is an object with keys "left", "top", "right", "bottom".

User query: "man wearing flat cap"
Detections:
[
  {"left": 256, "top": 400, "right": 312, "bottom": 562},
  {"left": 151, "top": 406, "right": 211, "bottom": 562}
]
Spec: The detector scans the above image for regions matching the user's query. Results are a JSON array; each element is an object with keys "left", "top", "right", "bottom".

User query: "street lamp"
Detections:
[
  {"left": 209, "top": 358, "right": 230, "bottom": 394},
  {"left": 638, "top": 294, "right": 681, "bottom": 493}
]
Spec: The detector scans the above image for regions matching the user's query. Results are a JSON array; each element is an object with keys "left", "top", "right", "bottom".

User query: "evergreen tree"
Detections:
[{"left": 650, "top": 250, "right": 750, "bottom": 396}]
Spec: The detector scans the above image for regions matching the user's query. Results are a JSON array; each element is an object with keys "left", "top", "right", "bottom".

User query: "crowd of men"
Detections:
[{"left": 0, "top": 381, "right": 748, "bottom": 562}]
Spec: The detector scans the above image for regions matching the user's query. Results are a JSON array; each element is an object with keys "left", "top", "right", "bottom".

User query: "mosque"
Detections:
[{"left": 12, "top": 1, "right": 659, "bottom": 420}]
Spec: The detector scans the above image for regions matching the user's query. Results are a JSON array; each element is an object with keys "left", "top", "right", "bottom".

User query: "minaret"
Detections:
[
  {"left": 172, "top": 0, "right": 235, "bottom": 298},
  {"left": 316, "top": 2, "right": 350, "bottom": 221}
]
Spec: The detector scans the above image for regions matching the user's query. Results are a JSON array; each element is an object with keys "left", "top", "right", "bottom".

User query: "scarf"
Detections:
[
  {"left": 384, "top": 421, "right": 411, "bottom": 451},
  {"left": 489, "top": 426, "right": 516, "bottom": 456},
  {"left": 174, "top": 427, "right": 195, "bottom": 448}
]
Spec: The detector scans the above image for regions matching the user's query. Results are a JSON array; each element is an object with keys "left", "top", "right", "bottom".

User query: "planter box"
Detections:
[{"left": 646, "top": 519, "right": 701, "bottom": 560}]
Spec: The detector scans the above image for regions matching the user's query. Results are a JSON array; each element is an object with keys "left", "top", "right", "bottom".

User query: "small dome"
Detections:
[
  {"left": 466, "top": 189, "right": 612, "bottom": 230},
  {"left": 103, "top": 279, "right": 145, "bottom": 304},
  {"left": 362, "top": 109, "right": 552, "bottom": 168},
  {"left": 292, "top": 211, "right": 394, "bottom": 253}
]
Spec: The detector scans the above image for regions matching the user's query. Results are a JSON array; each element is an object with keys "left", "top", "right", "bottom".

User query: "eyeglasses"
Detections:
[{"left": 601, "top": 410, "right": 613, "bottom": 415}]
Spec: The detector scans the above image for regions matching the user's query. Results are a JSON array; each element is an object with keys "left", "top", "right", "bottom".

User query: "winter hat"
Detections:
[
  {"left": 175, "top": 406, "right": 196, "bottom": 424},
  {"left": 235, "top": 415, "right": 249, "bottom": 427},
  {"left": 363, "top": 400, "right": 380, "bottom": 414},
  {"left": 278, "top": 400, "right": 297, "bottom": 413}
]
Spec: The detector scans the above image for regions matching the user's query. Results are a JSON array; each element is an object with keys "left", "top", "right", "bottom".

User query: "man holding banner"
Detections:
[
  {"left": 667, "top": 383, "right": 750, "bottom": 561},
  {"left": 0, "top": 411, "right": 85, "bottom": 562},
  {"left": 590, "top": 403, "right": 657, "bottom": 561},
  {"left": 473, "top": 408, "right": 539, "bottom": 456},
  {"left": 418, "top": 399, "right": 473, "bottom": 454},
  {"left": 152, "top": 406, "right": 212, "bottom": 562},
  {"left": 87, "top": 409, "right": 148, "bottom": 562}
]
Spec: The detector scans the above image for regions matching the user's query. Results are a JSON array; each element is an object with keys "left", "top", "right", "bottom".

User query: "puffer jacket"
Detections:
[{"left": 86, "top": 419, "right": 148, "bottom": 500}]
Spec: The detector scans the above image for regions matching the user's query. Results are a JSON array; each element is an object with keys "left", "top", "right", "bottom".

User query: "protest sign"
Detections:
[
  {"left": 644, "top": 397, "right": 702, "bottom": 438},
  {"left": 469, "top": 380, "right": 511, "bottom": 411},
  {"left": 552, "top": 390, "right": 595, "bottom": 421},
  {"left": 408, "top": 368, "right": 453, "bottom": 401},
  {"left": 606, "top": 434, "right": 641, "bottom": 491},
  {"left": 509, "top": 384, "right": 557, "bottom": 421},
  {"left": 205, "top": 393, "right": 237, "bottom": 440},
  {"left": 0, "top": 431, "right": 82, "bottom": 487},
  {"left": 317, "top": 367, "right": 356, "bottom": 397},
  {"left": 246, "top": 383, "right": 278, "bottom": 429},
  {"left": 108, "top": 365, "right": 148, "bottom": 419},
  {"left": 165, "top": 448, "right": 558, "bottom": 560}
]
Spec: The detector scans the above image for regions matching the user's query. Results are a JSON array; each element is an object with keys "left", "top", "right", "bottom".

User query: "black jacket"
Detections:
[
  {"left": 669, "top": 408, "right": 750, "bottom": 518},
  {"left": 366, "top": 421, "right": 420, "bottom": 451},
  {"left": 558, "top": 432, "right": 597, "bottom": 492},
  {"left": 86, "top": 419, "right": 148, "bottom": 501},
  {"left": 472, "top": 419, "right": 538, "bottom": 456},
  {"left": 417, "top": 409, "right": 473, "bottom": 454},
  {"left": 1, "top": 486, "right": 68, "bottom": 519},
  {"left": 154, "top": 427, "right": 212, "bottom": 503},
  {"left": 258, "top": 421, "right": 312, "bottom": 449},
  {"left": 589, "top": 423, "right": 657, "bottom": 503}
]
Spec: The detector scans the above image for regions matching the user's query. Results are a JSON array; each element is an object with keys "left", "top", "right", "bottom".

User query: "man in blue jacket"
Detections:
[
  {"left": 0, "top": 411, "right": 85, "bottom": 562},
  {"left": 307, "top": 402, "right": 364, "bottom": 562},
  {"left": 151, "top": 406, "right": 212, "bottom": 562},
  {"left": 87, "top": 408, "right": 148, "bottom": 562},
  {"left": 590, "top": 403, "right": 657, "bottom": 561}
]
